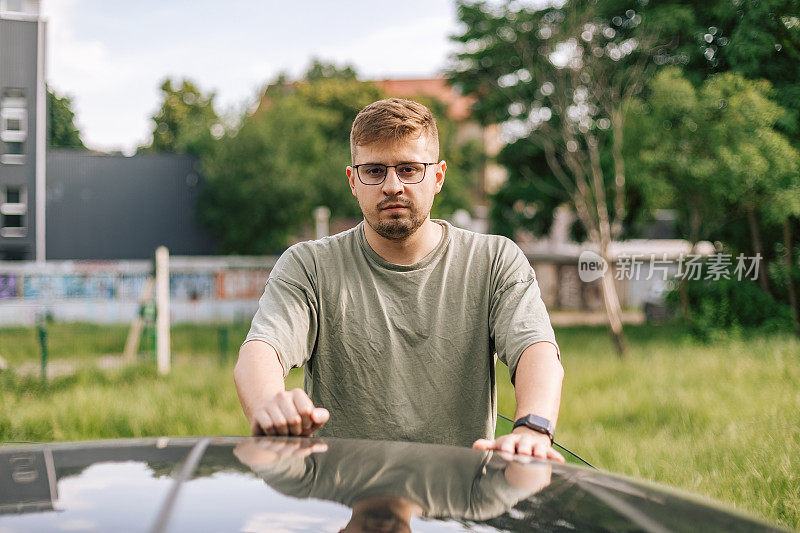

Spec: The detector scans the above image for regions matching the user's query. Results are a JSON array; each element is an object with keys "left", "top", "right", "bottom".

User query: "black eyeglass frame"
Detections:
[{"left": 352, "top": 162, "right": 438, "bottom": 185}]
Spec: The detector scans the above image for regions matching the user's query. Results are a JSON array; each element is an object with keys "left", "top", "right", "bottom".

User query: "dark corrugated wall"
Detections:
[{"left": 46, "top": 150, "right": 217, "bottom": 259}]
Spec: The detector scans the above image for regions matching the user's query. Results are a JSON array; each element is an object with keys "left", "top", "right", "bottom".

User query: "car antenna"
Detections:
[{"left": 498, "top": 413, "right": 597, "bottom": 470}]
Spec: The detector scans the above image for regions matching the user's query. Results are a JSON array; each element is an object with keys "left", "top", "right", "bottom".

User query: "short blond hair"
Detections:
[{"left": 350, "top": 98, "right": 439, "bottom": 161}]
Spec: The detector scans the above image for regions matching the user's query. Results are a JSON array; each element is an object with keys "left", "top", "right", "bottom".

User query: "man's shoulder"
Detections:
[
  {"left": 275, "top": 225, "right": 361, "bottom": 273},
  {"left": 445, "top": 222, "right": 524, "bottom": 258},
  {"left": 287, "top": 224, "right": 360, "bottom": 255}
]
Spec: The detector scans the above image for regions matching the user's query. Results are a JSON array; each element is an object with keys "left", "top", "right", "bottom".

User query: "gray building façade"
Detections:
[{"left": 0, "top": 0, "right": 45, "bottom": 261}]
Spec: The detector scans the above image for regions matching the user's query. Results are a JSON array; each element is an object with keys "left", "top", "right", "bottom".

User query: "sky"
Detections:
[{"left": 42, "top": 0, "right": 464, "bottom": 155}]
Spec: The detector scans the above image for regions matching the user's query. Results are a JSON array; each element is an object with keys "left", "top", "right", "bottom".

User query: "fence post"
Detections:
[
  {"left": 38, "top": 323, "right": 48, "bottom": 385},
  {"left": 218, "top": 324, "right": 229, "bottom": 366},
  {"left": 155, "top": 246, "right": 171, "bottom": 375},
  {"left": 313, "top": 206, "right": 330, "bottom": 239}
]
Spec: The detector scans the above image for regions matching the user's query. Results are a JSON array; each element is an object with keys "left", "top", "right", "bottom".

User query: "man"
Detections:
[{"left": 235, "top": 98, "right": 564, "bottom": 460}]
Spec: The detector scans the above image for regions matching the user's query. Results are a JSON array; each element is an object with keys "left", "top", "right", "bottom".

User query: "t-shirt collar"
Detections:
[{"left": 357, "top": 219, "right": 452, "bottom": 272}]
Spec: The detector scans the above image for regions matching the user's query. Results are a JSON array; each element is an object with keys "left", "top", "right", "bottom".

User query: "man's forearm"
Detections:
[
  {"left": 512, "top": 341, "right": 563, "bottom": 427},
  {"left": 234, "top": 340, "right": 286, "bottom": 421}
]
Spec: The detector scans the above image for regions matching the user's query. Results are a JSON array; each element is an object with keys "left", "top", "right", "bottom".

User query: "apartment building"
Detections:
[{"left": 0, "top": 0, "right": 44, "bottom": 260}]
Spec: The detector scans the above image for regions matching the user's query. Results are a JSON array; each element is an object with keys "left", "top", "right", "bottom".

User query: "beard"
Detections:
[{"left": 365, "top": 196, "right": 426, "bottom": 241}]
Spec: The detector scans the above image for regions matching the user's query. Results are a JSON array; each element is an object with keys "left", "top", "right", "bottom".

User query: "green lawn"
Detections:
[
  {"left": 1, "top": 323, "right": 798, "bottom": 529},
  {"left": 0, "top": 322, "right": 252, "bottom": 364}
]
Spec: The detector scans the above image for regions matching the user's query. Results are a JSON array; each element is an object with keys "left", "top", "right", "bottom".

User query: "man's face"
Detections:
[{"left": 346, "top": 133, "right": 446, "bottom": 242}]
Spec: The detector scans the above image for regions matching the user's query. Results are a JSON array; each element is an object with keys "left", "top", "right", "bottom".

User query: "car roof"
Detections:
[{"left": 0, "top": 436, "right": 785, "bottom": 532}]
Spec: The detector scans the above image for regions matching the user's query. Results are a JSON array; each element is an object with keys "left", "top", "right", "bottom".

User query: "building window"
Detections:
[
  {"left": 0, "top": 215, "right": 25, "bottom": 237},
  {"left": 2, "top": 0, "right": 24, "bottom": 13},
  {"left": 1, "top": 90, "right": 26, "bottom": 164},
  {"left": 5, "top": 141, "right": 23, "bottom": 154},
  {"left": 1, "top": 108, "right": 26, "bottom": 140},
  {"left": 5, "top": 187, "right": 21, "bottom": 204},
  {"left": 0, "top": 185, "right": 26, "bottom": 237}
]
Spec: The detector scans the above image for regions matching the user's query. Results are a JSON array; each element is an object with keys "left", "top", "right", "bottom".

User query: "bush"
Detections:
[{"left": 666, "top": 278, "right": 795, "bottom": 341}]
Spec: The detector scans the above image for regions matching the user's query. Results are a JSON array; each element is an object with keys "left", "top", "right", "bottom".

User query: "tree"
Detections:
[
  {"left": 629, "top": 67, "right": 800, "bottom": 319},
  {"left": 687, "top": 0, "right": 800, "bottom": 142},
  {"left": 141, "top": 78, "right": 222, "bottom": 155},
  {"left": 47, "top": 86, "right": 84, "bottom": 148},
  {"left": 304, "top": 58, "right": 359, "bottom": 81},
  {"left": 449, "top": 0, "right": 675, "bottom": 356}
]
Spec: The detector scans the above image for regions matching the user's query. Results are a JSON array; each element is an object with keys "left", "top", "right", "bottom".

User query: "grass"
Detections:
[
  {"left": 0, "top": 321, "right": 252, "bottom": 364},
  {"left": 1, "top": 322, "right": 798, "bottom": 529}
]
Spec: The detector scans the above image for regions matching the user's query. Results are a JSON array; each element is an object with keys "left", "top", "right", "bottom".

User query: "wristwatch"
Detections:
[{"left": 513, "top": 414, "right": 555, "bottom": 443}]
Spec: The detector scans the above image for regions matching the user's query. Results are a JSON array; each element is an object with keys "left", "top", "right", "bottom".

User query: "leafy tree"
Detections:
[
  {"left": 197, "top": 99, "right": 319, "bottom": 253},
  {"left": 141, "top": 78, "right": 222, "bottom": 155},
  {"left": 629, "top": 67, "right": 800, "bottom": 319},
  {"left": 47, "top": 86, "right": 85, "bottom": 149},
  {"left": 304, "top": 58, "right": 359, "bottom": 81},
  {"left": 449, "top": 0, "right": 677, "bottom": 356},
  {"left": 681, "top": 0, "right": 800, "bottom": 140}
]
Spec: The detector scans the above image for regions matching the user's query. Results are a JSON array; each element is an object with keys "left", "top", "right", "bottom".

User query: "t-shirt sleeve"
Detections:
[
  {"left": 244, "top": 245, "right": 319, "bottom": 378},
  {"left": 489, "top": 239, "right": 560, "bottom": 383}
]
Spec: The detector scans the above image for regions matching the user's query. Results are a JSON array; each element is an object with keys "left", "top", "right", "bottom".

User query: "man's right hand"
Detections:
[{"left": 248, "top": 388, "right": 329, "bottom": 437}]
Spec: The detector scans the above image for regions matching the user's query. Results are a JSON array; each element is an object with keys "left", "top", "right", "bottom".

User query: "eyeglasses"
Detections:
[{"left": 352, "top": 162, "right": 437, "bottom": 185}]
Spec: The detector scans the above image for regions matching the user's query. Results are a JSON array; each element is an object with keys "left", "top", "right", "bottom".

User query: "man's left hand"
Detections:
[{"left": 473, "top": 427, "right": 565, "bottom": 462}]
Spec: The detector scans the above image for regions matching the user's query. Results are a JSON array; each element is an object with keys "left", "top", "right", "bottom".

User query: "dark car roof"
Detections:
[{"left": 0, "top": 436, "right": 785, "bottom": 532}]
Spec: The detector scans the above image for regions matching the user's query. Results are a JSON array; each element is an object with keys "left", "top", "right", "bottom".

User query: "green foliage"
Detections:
[
  {"left": 47, "top": 86, "right": 84, "bottom": 149},
  {"left": 628, "top": 67, "right": 800, "bottom": 243},
  {"left": 665, "top": 278, "right": 794, "bottom": 340},
  {"left": 141, "top": 78, "right": 222, "bottom": 155},
  {"left": 489, "top": 140, "right": 568, "bottom": 239},
  {"left": 450, "top": 0, "right": 800, "bottom": 245},
  {"left": 304, "top": 58, "right": 358, "bottom": 81},
  {"left": 449, "top": 0, "right": 668, "bottom": 241},
  {"left": 714, "top": 0, "right": 800, "bottom": 138},
  {"left": 433, "top": 137, "right": 481, "bottom": 219}
]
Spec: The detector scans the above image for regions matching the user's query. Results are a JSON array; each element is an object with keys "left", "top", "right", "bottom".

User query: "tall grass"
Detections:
[
  {"left": 1, "top": 322, "right": 798, "bottom": 528},
  {"left": 529, "top": 325, "right": 800, "bottom": 529}
]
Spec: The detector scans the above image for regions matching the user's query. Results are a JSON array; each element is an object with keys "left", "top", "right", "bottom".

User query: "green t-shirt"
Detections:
[{"left": 245, "top": 220, "right": 559, "bottom": 447}]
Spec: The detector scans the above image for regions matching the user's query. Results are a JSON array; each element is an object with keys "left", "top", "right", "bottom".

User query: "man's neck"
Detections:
[{"left": 364, "top": 218, "right": 443, "bottom": 266}]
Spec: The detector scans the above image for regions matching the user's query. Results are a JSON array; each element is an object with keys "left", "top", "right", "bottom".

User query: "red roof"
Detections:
[{"left": 373, "top": 78, "right": 475, "bottom": 121}]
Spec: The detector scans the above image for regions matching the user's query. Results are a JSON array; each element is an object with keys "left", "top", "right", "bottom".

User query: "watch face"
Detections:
[
  {"left": 529, "top": 415, "right": 552, "bottom": 431},
  {"left": 516, "top": 415, "right": 553, "bottom": 438}
]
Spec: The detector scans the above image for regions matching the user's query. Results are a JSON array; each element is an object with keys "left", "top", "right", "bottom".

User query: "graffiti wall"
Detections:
[
  {"left": 0, "top": 275, "right": 18, "bottom": 299},
  {"left": 0, "top": 258, "right": 274, "bottom": 324},
  {"left": 0, "top": 263, "right": 269, "bottom": 303}
]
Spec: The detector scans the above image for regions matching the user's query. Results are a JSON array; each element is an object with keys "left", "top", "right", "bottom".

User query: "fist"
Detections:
[{"left": 249, "top": 388, "right": 329, "bottom": 437}]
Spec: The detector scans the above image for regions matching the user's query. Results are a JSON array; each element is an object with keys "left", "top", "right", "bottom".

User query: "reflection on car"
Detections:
[{"left": 0, "top": 437, "right": 786, "bottom": 532}]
